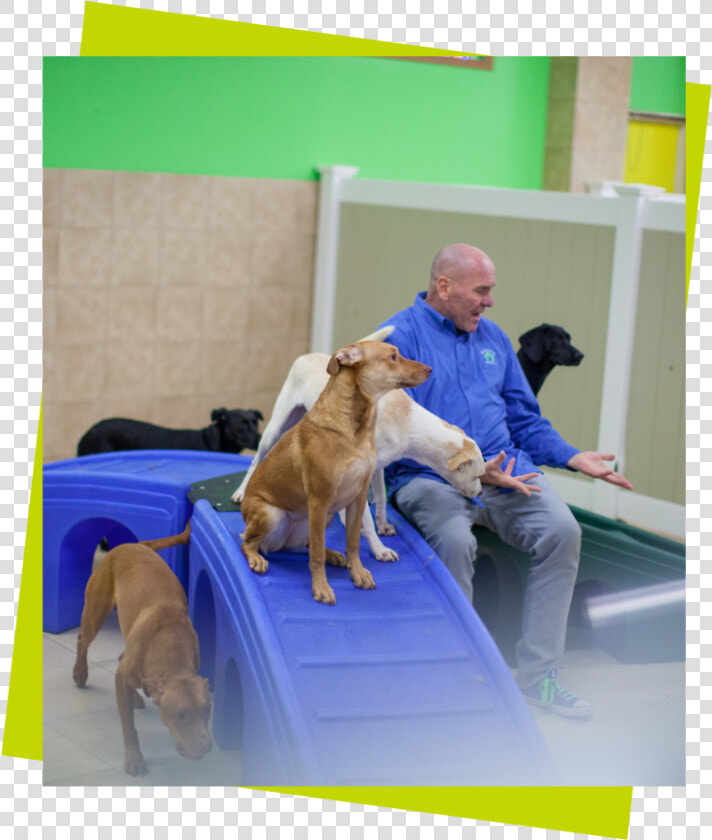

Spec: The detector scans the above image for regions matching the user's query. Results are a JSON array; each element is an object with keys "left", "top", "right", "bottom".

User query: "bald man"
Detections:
[{"left": 379, "top": 243, "right": 632, "bottom": 719}]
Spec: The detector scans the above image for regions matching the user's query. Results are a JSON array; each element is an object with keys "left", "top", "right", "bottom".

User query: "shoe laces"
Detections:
[{"left": 539, "top": 668, "right": 578, "bottom": 705}]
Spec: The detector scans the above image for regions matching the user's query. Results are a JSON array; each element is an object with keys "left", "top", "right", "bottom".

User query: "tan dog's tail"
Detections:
[
  {"left": 139, "top": 521, "right": 191, "bottom": 551},
  {"left": 357, "top": 325, "right": 394, "bottom": 343}
]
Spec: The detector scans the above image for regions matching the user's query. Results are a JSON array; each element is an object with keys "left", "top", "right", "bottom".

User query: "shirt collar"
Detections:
[{"left": 414, "top": 291, "right": 470, "bottom": 337}]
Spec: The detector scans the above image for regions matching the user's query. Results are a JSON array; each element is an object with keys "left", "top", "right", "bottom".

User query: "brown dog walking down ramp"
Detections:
[
  {"left": 240, "top": 340, "right": 431, "bottom": 604},
  {"left": 72, "top": 522, "right": 213, "bottom": 777}
]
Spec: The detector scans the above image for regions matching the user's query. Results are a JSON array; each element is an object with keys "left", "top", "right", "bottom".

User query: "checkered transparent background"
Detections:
[{"left": 1, "top": 2, "right": 709, "bottom": 837}]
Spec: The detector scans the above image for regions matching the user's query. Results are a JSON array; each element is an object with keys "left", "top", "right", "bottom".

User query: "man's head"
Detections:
[{"left": 425, "top": 243, "right": 495, "bottom": 332}]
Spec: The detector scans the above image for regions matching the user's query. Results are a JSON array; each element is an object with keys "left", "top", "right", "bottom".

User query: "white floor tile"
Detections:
[{"left": 43, "top": 725, "right": 114, "bottom": 784}]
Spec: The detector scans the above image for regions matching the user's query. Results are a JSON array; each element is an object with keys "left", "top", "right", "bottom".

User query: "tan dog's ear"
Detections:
[
  {"left": 142, "top": 678, "right": 165, "bottom": 701},
  {"left": 326, "top": 344, "right": 364, "bottom": 375},
  {"left": 447, "top": 449, "right": 474, "bottom": 471}
]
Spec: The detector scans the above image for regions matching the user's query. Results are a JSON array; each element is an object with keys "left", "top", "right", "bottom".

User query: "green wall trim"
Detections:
[{"left": 43, "top": 56, "right": 550, "bottom": 188}]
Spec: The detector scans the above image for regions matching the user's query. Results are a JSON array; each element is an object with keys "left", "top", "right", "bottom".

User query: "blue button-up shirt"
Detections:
[{"left": 379, "top": 292, "right": 581, "bottom": 496}]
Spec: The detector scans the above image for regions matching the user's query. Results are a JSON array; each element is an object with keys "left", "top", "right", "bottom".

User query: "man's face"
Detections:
[{"left": 440, "top": 265, "right": 495, "bottom": 332}]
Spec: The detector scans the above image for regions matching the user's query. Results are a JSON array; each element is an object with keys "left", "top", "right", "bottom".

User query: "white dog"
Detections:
[{"left": 232, "top": 331, "right": 486, "bottom": 562}]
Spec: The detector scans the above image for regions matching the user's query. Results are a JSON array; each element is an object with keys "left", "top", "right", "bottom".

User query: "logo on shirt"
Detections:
[{"left": 481, "top": 349, "right": 497, "bottom": 366}]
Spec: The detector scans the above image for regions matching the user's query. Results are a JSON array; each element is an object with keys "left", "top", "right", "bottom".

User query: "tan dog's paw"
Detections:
[
  {"left": 351, "top": 567, "right": 376, "bottom": 589},
  {"left": 313, "top": 583, "right": 336, "bottom": 605},
  {"left": 247, "top": 554, "right": 269, "bottom": 574},
  {"left": 377, "top": 523, "right": 397, "bottom": 536},
  {"left": 124, "top": 750, "right": 148, "bottom": 777},
  {"left": 72, "top": 661, "right": 88, "bottom": 688},
  {"left": 325, "top": 549, "right": 348, "bottom": 567},
  {"left": 375, "top": 546, "right": 399, "bottom": 562}
]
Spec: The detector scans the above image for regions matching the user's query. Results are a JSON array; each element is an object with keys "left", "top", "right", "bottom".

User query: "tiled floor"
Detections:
[{"left": 43, "top": 610, "right": 685, "bottom": 788}]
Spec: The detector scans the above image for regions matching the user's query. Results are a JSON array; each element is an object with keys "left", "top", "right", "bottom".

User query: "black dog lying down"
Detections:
[
  {"left": 77, "top": 408, "right": 263, "bottom": 457},
  {"left": 517, "top": 324, "right": 584, "bottom": 396}
]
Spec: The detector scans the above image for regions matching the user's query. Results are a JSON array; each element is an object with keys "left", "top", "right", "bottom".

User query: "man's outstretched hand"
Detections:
[
  {"left": 567, "top": 451, "right": 633, "bottom": 490},
  {"left": 482, "top": 451, "right": 542, "bottom": 497}
]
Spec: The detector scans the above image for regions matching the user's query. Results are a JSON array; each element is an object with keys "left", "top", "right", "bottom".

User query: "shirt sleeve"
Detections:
[{"left": 500, "top": 335, "right": 581, "bottom": 469}]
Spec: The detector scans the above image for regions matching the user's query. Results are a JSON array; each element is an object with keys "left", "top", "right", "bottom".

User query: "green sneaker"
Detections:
[{"left": 521, "top": 668, "right": 592, "bottom": 718}]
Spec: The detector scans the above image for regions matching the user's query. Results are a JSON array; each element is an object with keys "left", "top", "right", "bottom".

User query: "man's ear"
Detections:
[
  {"left": 326, "top": 344, "right": 364, "bottom": 375},
  {"left": 436, "top": 275, "right": 452, "bottom": 300}
]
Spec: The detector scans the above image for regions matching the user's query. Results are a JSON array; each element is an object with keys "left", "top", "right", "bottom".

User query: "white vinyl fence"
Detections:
[{"left": 310, "top": 167, "right": 685, "bottom": 538}]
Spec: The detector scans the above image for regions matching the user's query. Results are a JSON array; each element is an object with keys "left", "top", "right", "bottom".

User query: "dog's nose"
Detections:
[{"left": 423, "top": 365, "right": 432, "bottom": 376}]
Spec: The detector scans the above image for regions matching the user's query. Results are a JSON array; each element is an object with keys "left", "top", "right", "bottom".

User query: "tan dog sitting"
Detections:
[
  {"left": 72, "top": 523, "right": 212, "bottom": 777},
  {"left": 240, "top": 340, "right": 431, "bottom": 604}
]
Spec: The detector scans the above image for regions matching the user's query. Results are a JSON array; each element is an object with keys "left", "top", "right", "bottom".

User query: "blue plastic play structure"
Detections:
[
  {"left": 43, "top": 450, "right": 241, "bottom": 633},
  {"left": 43, "top": 450, "right": 557, "bottom": 786}
]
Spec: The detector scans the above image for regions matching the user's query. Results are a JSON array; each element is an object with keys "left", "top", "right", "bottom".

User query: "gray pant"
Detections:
[{"left": 393, "top": 474, "right": 582, "bottom": 688}]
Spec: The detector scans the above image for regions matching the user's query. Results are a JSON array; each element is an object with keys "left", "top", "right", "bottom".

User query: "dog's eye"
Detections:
[{"left": 389, "top": 353, "right": 397, "bottom": 361}]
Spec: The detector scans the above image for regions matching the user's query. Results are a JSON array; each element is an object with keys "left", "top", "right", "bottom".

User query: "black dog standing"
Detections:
[
  {"left": 516, "top": 324, "right": 584, "bottom": 396},
  {"left": 77, "top": 408, "right": 263, "bottom": 457}
]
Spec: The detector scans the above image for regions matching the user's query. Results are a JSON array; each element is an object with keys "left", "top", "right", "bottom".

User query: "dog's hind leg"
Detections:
[
  {"left": 73, "top": 558, "right": 117, "bottom": 688},
  {"left": 240, "top": 502, "right": 279, "bottom": 574},
  {"left": 240, "top": 534, "right": 269, "bottom": 575},
  {"left": 325, "top": 547, "right": 348, "bottom": 567}
]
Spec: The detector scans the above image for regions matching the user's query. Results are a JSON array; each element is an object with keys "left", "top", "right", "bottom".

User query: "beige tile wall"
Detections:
[
  {"left": 543, "top": 57, "right": 632, "bottom": 193},
  {"left": 43, "top": 169, "right": 318, "bottom": 462},
  {"left": 570, "top": 57, "right": 632, "bottom": 193}
]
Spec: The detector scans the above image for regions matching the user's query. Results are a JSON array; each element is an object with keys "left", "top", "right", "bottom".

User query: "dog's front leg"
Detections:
[
  {"left": 371, "top": 468, "right": 397, "bottom": 536},
  {"left": 115, "top": 670, "right": 148, "bottom": 776},
  {"left": 338, "top": 506, "right": 396, "bottom": 562},
  {"left": 345, "top": 487, "right": 376, "bottom": 590},
  {"left": 308, "top": 501, "right": 336, "bottom": 605},
  {"left": 360, "top": 504, "right": 399, "bottom": 562}
]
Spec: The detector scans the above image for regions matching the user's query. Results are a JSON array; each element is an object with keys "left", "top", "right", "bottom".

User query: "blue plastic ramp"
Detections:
[{"left": 189, "top": 485, "right": 557, "bottom": 786}]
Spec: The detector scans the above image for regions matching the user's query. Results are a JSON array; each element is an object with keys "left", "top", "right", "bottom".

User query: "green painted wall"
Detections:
[
  {"left": 630, "top": 56, "right": 685, "bottom": 116},
  {"left": 43, "top": 56, "right": 550, "bottom": 188}
]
